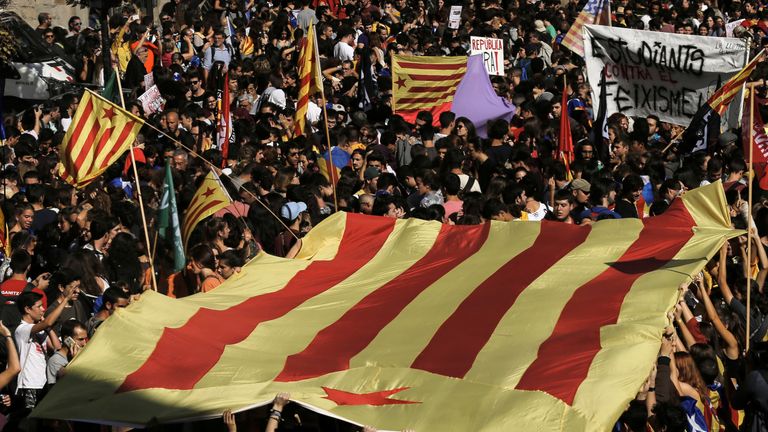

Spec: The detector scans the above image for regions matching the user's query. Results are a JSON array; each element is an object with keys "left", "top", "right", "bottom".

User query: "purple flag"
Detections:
[{"left": 451, "top": 55, "right": 516, "bottom": 138}]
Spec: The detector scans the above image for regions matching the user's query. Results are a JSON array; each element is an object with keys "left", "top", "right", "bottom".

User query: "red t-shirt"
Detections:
[{"left": 1, "top": 279, "right": 26, "bottom": 299}]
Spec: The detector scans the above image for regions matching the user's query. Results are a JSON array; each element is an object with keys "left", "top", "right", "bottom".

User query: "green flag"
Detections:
[
  {"left": 159, "top": 161, "right": 185, "bottom": 272},
  {"left": 102, "top": 70, "right": 118, "bottom": 104}
]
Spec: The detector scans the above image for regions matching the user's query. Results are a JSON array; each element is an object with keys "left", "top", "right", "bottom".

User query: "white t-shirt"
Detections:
[
  {"left": 333, "top": 41, "right": 355, "bottom": 61},
  {"left": 15, "top": 321, "right": 48, "bottom": 390},
  {"left": 526, "top": 201, "right": 552, "bottom": 221},
  {"left": 458, "top": 174, "right": 482, "bottom": 193}
]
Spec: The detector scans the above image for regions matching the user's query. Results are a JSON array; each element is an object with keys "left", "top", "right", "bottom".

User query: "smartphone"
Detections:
[{"left": 63, "top": 336, "right": 76, "bottom": 350}]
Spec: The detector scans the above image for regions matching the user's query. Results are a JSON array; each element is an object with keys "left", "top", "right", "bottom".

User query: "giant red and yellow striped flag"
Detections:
[
  {"left": 295, "top": 23, "right": 323, "bottom": 136},
  {"left": 57, "top": 89, "right": 144, "bottom": 188},
  {"left": 33, "top": 182, "right": 737, "bottom": 431},
  {"left": 561, "top": 0, "right": 611, "bottom": 57},
  {"left": 392, "top": 54, "right": 467, "bottom": 124},
  {"left": 181, "top": 170, "right": 232, "bottom": 249}
]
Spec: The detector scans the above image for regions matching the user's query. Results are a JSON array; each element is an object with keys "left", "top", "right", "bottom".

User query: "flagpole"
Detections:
[
  {"left": 313, "top": 24, "right": 339, "bottom": 211},
  {"left": 112, "top": 72, "right": 159, "bottom": 291},
  {"left": 115, "top": 64, "right": 126, "bottom": 108},
  {"left": 747, "top": 85, "right": 755, "bottom": 353},
  {"left": 319, "top": 96, "right": 339, "bottom": 211}
]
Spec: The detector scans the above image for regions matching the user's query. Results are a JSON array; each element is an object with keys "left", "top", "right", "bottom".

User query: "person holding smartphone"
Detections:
[{"left": 46, "top": 320, "right": 87, "bottom": 385}]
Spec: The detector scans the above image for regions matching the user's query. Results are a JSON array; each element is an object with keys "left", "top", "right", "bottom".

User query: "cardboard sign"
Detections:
[
  {"left": 470, "top": 36, "right": 504, "bottom": 76},
  {"left": 143, "top": 72, "right": 154, "bottom": 91},
  {"left": 138, "top": 85, "right": 165, "bottom": 115},
  {"left": 448, "top": 6, "right": 462, "bottom": 30}
]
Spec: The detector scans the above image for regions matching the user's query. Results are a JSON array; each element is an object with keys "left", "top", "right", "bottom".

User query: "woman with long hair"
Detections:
[
  {"left": 204, "top": 217, "right": 233, "bottom": 254},
  {"left": 63, "top": 250, "right": 109, "bottom": 298},
  {"left": 453, "top": 117, "right": 477, "bottom": 148},
  {"left": 672, "top": 351, "right": 711, "bottom": 430},
  {"left": 189, "top": 243, "right": 223, "bottom": 293}
]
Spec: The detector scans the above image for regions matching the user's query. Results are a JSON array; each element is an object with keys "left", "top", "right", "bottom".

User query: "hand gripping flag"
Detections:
[
  {"left": 33, "top": 182, "right": 738, "bottom": 432},
  {"left": 181, "top": 170, "right": 232, "bottom": 250},
  {"left": 58, "top": 89, "right": 144, "bottom": 188},
  {"left": 392, "top": 54, "right": 467, "bottom": 124}
]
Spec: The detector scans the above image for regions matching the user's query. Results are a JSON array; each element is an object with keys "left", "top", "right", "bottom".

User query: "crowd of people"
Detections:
[{"left": 7, "top": 0, "right": 768, "bottom": 430}]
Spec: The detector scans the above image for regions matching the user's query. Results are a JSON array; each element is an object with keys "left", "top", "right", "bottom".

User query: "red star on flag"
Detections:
[
  {"left": 395, "top": 77, "right": 407, "bottom": 89},
  {"left": 202, "top": 187, "right": 216, "bottom": 198},
  {"left": 102, "top": 106, "right": 116, "bottom": 123},
  {"left": 322, "top": 386, "right": 420, "bottom": 406}
]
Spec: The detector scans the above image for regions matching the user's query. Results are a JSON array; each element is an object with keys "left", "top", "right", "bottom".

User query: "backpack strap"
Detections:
[{"left": 462, "top": 176, "right": 476, "bottom": 194}]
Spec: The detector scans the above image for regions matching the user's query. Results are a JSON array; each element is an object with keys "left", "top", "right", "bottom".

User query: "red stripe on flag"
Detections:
[
  {"left": 118, "top": 215, "right": 397, "bottom": 392},
  {"left": 396, "top": 101, "right": 453, "bottom": 125},
  {"left": 397, "top": 61, "right": 465, "bottom": 71},
  {"left": 407, "top": 73, "right": 465, "bottom": 81},
  {"left": 324, "top": 155, "right": 340, "bottom": 185},
  {"left": 182, "top": 199, "right": 226, "bottom": 242},
  {"left": 98, "top": 122, "right": 138, "bottom": 170},
  {"left": 408, "top": 85, "right": 460, "bottom": 93},
  {"left": 397, "top": 96, "right": 452, "bottom": 105},
  {"left": 81, "top": 126, "right": 114, "bottom": 176},
  {"left": 72, "top": 118, "right": 102, "bottom": 176},
  {"left": 63, "top": 98, "right": 95, "bottom": 174},
  {"left": 515, "top": 200, "right": 696, "bottom": 404},
  {"left": 411, "top": 222, "right": 591, "bottom": 377},
  {"left": 275, "top": 223, "right": 491, "bottom": 382}
]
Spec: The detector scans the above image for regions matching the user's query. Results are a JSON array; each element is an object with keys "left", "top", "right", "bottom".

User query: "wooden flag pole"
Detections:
[
  {"left": 311, "top": 23, "right": 339, "bottom": 212},
  {"left": 747, "top": 85, "right": 755, "bottom": 352},
  {"left": 114, "top": 71, "right": 158, "bottom": 292},
  {"left": 319, "top": 93, "right": 339, "bottom": 211}
]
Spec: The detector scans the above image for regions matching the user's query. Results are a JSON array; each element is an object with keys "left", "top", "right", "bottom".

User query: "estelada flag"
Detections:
[
  {"left": 392, "top": 54, "right": 467, "bottom": 125},
  {"left": 57, "top": 89, "right": 144, "bottom": 188},
  {"left": 33, "top": 182, "right": 738, "bottom": 431},
  {"left": 181, "top": 170, "right": 231, "bottom": 250}
]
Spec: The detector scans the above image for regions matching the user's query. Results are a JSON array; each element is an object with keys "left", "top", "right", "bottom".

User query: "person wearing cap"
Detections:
[
  {"left": 570, "top": 179, "right": 591, "bottom": 217},
  {"left": 356, "top": 167, "right": 381, "bottom": 198},
  {"left": 274, "top": 202, "right": 308, "bottom": 257}
]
